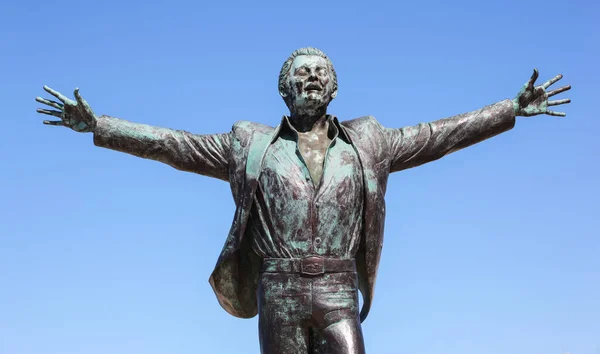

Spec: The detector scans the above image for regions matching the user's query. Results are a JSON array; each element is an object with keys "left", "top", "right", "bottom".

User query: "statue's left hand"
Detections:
[{"left": 513, "top": 69, "right": 571, "bottom": 117}]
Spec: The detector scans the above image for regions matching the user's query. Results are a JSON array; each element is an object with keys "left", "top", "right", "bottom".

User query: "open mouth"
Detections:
[{"left": 305, "top": 85, "right": 322, "bottom": 91}]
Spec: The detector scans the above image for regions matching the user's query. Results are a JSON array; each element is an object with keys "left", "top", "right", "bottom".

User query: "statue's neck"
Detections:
[{"left": 289, "top": 107, "right": 328, "bottom": 133}]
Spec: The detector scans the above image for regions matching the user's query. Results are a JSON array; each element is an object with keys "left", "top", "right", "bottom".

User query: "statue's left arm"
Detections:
[{"left": 386, "top": 69, "right": 571, "bottom": 173}]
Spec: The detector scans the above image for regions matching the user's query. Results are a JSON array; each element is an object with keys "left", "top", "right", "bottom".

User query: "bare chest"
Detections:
[{"left": 297, "top": 132, "right": 332, "bottom": 186}]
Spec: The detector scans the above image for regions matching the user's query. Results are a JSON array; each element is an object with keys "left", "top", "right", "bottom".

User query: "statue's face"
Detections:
[{"left": 284, "top": 55, "right": 337, "bottom": 114}]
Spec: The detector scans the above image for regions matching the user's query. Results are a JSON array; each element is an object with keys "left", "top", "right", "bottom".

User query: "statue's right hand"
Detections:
[{"left": 36, "top": 86, "right": 97, "bottom": 132}]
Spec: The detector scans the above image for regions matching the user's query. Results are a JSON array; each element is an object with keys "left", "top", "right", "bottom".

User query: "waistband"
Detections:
[{"left": 260, "top": 256, "right": 356, "bottom": 276}]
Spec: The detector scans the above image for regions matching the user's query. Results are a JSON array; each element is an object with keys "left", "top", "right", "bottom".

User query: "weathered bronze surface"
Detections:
[{"left": 35, "top": 47, "right": 571, "bottom": 353}]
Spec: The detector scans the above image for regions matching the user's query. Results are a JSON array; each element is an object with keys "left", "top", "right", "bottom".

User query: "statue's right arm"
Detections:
[
  {"left": 36, "top": 86, "right": 230, "bottom": 182},
  {"left": 94, "top": 115, "right": 231, "bottom": 182}
]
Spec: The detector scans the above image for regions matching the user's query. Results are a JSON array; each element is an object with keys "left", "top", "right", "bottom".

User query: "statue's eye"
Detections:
[{"left": 296, "top": 68, "right": 308, "bottom": 75}]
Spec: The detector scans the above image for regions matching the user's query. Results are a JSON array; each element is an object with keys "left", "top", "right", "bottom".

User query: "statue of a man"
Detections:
[{"left": 35, "top": 47, "right": 571, "bottom": 354}]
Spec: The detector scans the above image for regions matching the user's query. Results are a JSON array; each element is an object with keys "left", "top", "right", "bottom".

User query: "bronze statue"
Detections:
[{"left": 35, "top": 47, "right": 571, "bottom": 354}]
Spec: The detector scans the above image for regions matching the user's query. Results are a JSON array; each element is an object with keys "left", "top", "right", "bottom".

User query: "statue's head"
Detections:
[{"left": 278, "top": 47, "right": 338, "bottom": 116}]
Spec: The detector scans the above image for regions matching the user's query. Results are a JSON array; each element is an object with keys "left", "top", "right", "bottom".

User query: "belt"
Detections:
[{"left": 260, "top": 256, "right": 356, "bottom": 276}]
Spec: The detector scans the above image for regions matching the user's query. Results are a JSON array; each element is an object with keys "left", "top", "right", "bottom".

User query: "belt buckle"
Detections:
[{"left": 301, "top": 256, "right": 325, "bottom": 276}]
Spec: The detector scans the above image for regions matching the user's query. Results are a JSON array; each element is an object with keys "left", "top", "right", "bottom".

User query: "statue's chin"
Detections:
[
  {"left": 291, "top": 95, "right": 330, "bottom": 115},
  {"left": 293, "top": 105, "right": 326, "bottom": 117}
]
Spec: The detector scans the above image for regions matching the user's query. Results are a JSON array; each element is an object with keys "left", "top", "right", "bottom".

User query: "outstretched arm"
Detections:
[
  {"left": 386, "top": 99, "right": 515, "bottom": 172},
  {"left": 93, "top": 116, "right": 230, "bottom": 181},
  {"left": 386, "top": 70, "right": 571, "bottom": 173},
  {"left": 36, "top": 86, "right": 231, "bottom": 181}
]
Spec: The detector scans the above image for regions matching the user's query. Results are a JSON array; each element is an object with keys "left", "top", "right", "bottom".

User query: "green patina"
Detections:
[{"left": 35, "top": 47, "right": 572, "bottom": 354}]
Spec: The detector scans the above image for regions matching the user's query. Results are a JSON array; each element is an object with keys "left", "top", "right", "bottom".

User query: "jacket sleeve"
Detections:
[
  {"left": 93, "top": 115, "right": 231, "bottom": 182},
  {"left": 386, "top": 99, "right": 516, "bottom": 173}
]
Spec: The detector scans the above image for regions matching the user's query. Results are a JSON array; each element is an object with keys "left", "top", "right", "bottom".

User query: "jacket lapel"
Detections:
[
  {"left": 246, "top": 126, "right": 280, "bottom": 182},
  {"left": 242, "top": 125, "right": 281, "bottom": 212}
]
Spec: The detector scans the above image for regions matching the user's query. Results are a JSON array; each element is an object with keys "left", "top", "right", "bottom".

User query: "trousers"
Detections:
[{"left": 258, "top": 269, "right": 366, "bottom": 354}]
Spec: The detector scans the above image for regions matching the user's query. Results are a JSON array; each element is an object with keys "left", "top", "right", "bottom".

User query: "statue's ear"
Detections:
[
  {"left": 279, "top": 85, "right": 288, "bottom": 98},
  {"left": 331, "top": 87, "right": 338, "bottom": 99}
]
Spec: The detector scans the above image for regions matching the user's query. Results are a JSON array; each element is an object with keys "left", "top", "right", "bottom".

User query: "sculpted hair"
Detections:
[{"left": 278, "top": 47, "right": 338, "bottom": 96}]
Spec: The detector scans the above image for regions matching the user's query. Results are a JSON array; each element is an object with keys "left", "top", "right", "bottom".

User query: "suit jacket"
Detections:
[{"left": 93, "top": 99, "right": 515, "bottom": 322}]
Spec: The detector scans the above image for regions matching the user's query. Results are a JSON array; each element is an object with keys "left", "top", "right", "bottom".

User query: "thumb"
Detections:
[{"left": 527, "top": 69, "right": 539, "bottom": 90}]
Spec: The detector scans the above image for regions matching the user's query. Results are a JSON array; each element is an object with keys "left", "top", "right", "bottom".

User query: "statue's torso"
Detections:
[{"left": 248, "top": 125, "right": 364, "bottom": 259}]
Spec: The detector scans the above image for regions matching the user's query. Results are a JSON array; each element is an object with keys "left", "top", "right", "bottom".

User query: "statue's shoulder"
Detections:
[
  {"left": 340, "top": 115, "right": 384, "bottom": 134},
  {"left": 231, "top": 120, "right": 275, "bottom": 141},
  {"left": 231, "top": 120, "right": 274, "bottom": 133}
]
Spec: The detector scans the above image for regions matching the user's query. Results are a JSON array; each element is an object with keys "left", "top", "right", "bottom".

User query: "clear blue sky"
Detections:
[{"left": 1, "top": 0, "right": 598, "bottom": 353}]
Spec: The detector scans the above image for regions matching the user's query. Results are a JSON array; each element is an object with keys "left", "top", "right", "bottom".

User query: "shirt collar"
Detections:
[{"left": 271, "top": 115, "right": 352, "bottom": 144}]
